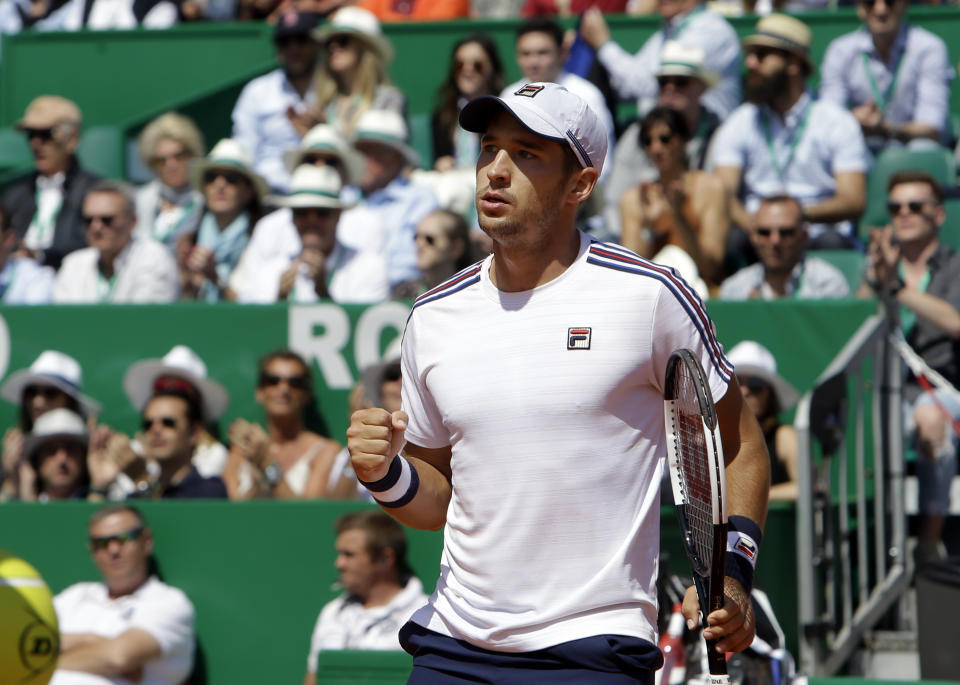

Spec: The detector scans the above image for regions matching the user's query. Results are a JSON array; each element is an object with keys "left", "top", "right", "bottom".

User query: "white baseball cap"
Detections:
[{"left": 458, "top": 82, "right": 607, "bottom": 174}]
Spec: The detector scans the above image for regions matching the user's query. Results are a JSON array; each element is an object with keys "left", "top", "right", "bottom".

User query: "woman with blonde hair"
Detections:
[
  {"left": 307, "top": 7, "right": 405, "bottom": 135},
  {"left": 135, "top": 112, "right": 206, "bottom": 247}
]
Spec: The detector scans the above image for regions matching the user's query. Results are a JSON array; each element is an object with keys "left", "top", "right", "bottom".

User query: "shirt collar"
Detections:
[
  {"left": 764, "top": 90, "right": 813, "bottom": 129},
  {"left": 926, "top": 242, "right": 950, "bottom": 270},
  {"left": 36, "top": 172, "right": 66, "bottom": 191},
  {"left": 859, "top": 22, "right": 908, "bottom": 61},
  {"left": 104, "top": 238, "right": 134, "bottom": 273}
]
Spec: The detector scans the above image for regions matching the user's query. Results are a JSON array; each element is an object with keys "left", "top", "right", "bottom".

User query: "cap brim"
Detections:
[
  {"left": 190, "top": 160, "right": 271, "bottom": 201},
  {"left": 123, "top": 360, "right": 230, "bottom": 421},
  {"left": 459, "top": 95, "right": 567, "bottom": 144},
  {"left": 655, "top": 65, "right": 720, "bottom": 88},
  {"left": 0, "top": 371, "right": 101, "bottom": 416}
]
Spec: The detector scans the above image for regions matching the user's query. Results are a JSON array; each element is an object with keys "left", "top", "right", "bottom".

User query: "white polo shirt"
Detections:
[
  {"left": 51, "top": 577, "right": 195, "bottom": 685},
  {"left": 402, "top": 232, "right": 732, "bottom": 652}
]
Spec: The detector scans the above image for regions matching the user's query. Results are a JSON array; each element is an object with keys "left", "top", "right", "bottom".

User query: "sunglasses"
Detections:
[
  {"left": 259, "top": 373, "right": 311, "bottom": 390},
  {"left": 455, "top": 59, "right": 488, "bottom": 74},
  {"left": 203, "top": 169, "right": 246, "bottom": 186},
  {"left": 293, "top": 207, "right": 336, "bottom": 219},
  {"left": 89, "top": 527, "right": 144, "bottom": 551},
  {"left": 302, "top": 154, "right": 344, "bottom": 169},
  {"left": 326, "top": 35, "right": 353, "bottom": 49},
  {"left": 887, "top": 201, "right": 931, "bottom": 216},
  {"left": 22, "top": 127, "right": 55, "bottom": 142},
  {"left": 142, "top": 416, "right": 179, "bottom": 431},
  {"left": 754, "top": 226, "right": 800, "bottom": 238},
  {"left": 24, "top": 385, "right": 67, "bottom": 400},
  {"left": 150, "top": 149, "right": 190, "bottom": 166},
  {"left": 747, "top": 46, "right": 789, "bottom": 61},
  {"left": 82, "top": 214, "right": 120, "bottom": 228},
  {"left": 640, "top": 133, "right": 674, "bottom": 147},
  {"left": 415, "top": 232, "right": 440, "bottom": 246},
  {"left": 738, "top": 376, "right": 769, "bottom": 393},
  {"left": 657, "top": 76, "right": 693, "bottom": 89},
  {"left": 859, "top": 0, "right": 900, "bottom": 7}
]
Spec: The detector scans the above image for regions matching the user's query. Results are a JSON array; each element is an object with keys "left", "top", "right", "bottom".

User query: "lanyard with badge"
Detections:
[
  {"left": 860, "top": 49, "right": 905, "bottom": 116},
  {"left": 95, "top": 270, "right": 117, "bottom": 302},
  {"left": 759, "top": 99, "right": 814, "bottom": 185}
]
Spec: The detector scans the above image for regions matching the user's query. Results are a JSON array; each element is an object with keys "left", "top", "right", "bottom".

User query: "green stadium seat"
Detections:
[
  {"left": 408, "top": 112, "right": 432, "bottom": 170},
  {"left": 77, "top": 125, "right": 125, "bottom": 179},
  {"left": 313, "top": 650, "right": 412, "bottom": 684},
  {"left": 811, "top": 249, "right": 865, "bottom": 294},
  {"left": 861, "top": 146, "right": 958, "bottom": 233},
  {"left": 0, "top": 127, "right": 32, "bottom": 171},
  {"left": 941, "top": 196, "right": 960, "bottom": 252}
]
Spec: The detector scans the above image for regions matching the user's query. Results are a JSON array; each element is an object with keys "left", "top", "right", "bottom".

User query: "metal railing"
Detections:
[{"left": 794, "top": 310, "right": 912, "bottom": 676}]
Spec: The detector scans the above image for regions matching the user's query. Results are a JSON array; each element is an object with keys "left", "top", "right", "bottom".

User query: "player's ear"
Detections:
[{"left": 568, "top": 167, "right": 599, "bottom": 206}]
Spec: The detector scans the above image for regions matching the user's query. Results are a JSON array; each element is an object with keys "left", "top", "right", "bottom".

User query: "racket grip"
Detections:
[{"left": 705, "top": 639, "right": 727, "bottom": 676}]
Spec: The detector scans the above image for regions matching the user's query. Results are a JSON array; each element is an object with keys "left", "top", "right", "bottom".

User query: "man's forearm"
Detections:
[
  {"left": 378, "top": 453, "right": 452, "bottom": 532},
  {"left": 58, "top": 641, "right": 133, "bottom": 676},
  {"left": 59, "top": 633, "right": 106, "bottom": 653},
  {"left": 801, "top": 194, "right": 864, "bottom": 224}
]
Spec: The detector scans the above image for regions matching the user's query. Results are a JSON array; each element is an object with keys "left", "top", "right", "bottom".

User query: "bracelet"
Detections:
[
  {"left": 358, "top": 455, "right": 420, "bottom": 509},
  {"left": 726, "top": 515, "right": 762, "bottom": 593}
]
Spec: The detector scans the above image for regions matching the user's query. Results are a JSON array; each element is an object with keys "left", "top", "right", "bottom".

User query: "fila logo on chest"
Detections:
[{"left": 567, "top": 327, "right": 592, "bottom": 350}]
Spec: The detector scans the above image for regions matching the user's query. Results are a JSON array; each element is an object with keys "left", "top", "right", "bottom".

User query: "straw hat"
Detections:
[
  {"left": 726, "top": 340, "right": 799, "bottom": 411},
  {"left": 0, "top": 351, "right": 101, "bottom": 416},
  {"left": 267, "top": 165, "right": 351, "bottom": 209},
  {"left": 123, "top": 345, "right": 230, "bottom": 421},
  {"left": 742, "top": 14, "right": 813, "bottom": 72},
  {"left": 656, "top": 41, "right": 720, "bottom": 88},
  {"left": 353, "top": 109, "right": 421, "bottom": 169},
  {"left": 283, "top": 124, "right": 366, "bottom": 185},
  {"left": 16, "top": 95, "right": 82, "bottom": 130},
  {"left": 23, "top": 409, "right": 88, "bottom": 462},
  {"left": 191, "top": 138, "right": 270, "bottom": 201},
  {"left": 312, "top": 6, "right": 393, "bottom": 62}
]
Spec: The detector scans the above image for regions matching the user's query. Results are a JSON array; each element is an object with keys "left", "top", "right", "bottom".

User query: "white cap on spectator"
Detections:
[
  {"left": 354, "top": 110, "right": 421, "bottom": 169},
  {"left": 656, "top": 41, "right": 720, "bottom": 87},
  {"left": 459, "top": 82, "right": 607, "bottom": 174},
  {"left": 124, "top": 345, "right": 229, "bottom": 421},
  {"left": 312, "top": 6, "right": 393, "bottom": 62},
  {"left": 0, "top": 351, "right": 101, "bottom": 416},
  {"left": 23, "top": 408, "right": 88, "bottom": 462},
  {"left": 726, "top": 340, "right": 799, "bottom": 410},
  {"left": 268, "top": 165, "right": 351, "bottom": 209},
  {"left": 192, "top": 138, "right": 270, "bottom": 201},
  {"left": 283, "top": 124, "right": 365, "bottom": 185}
]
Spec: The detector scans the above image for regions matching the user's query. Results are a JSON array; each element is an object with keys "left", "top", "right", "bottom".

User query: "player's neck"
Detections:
[{"left": 489, "top": 230, "right": 581, "bottom": 292}]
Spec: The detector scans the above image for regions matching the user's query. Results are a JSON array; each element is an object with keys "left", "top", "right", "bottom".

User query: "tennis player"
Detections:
[{"left": 347, "top": 82, "right": 771, "bottom": 684}]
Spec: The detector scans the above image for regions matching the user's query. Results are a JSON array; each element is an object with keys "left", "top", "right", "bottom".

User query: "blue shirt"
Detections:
[{"left": 0, "top": 257, "right": 55, "bottom": 304}]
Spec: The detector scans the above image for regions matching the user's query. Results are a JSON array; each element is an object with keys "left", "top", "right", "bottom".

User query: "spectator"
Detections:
[
  {"left": 232, "top": 165, "right": 388, "bottom": 303},
  {"left": 579, "top": 0, "right": 741, "bottom": 119},
  {"left": 178, "top": 139, "right": 268, "bottom": 302},
  {"left": 392, "top": 209, "right": 474, "bottom": 299},
  {"left": 223, "top": 349, "right": 344, "bottom": 499},
  {"left": 710, "top": 14, "right": 868, "bottom": 250},
  {"left": 726, "top": 341, "right": 800, "bottom": 502},
  {"left": 52, "top": 504, "right": 195, "bottom": 684},
  {"left": 53, "top": 180, "right": 179, "bottom": 303},
  {"left": 603, "top": 41, "right": 721, "bottom": 239},
  {"left": 337, "top": 110, "right": 439, "bottom": 288},
  {"left": 360, "top": 342, "right": 402, "bottom": 413},
  {"left": 431, "top": 33, "right": 505, "bottom": 172},
  {"left": 134, "top": 112, "right": 205, "bottom": 248},
  {"left": 619, "top": 106, "right": 729, "bottom": 288},
  {"left": 36, "top": 0, "right": 176, "bottom": 29},
  {"left": 123, "top": 345, "right": 230, "bottom": 478},
  {"left": 15, "top": 409, "right": 90, "bottom": 502},
  {"left": 283, "top": 123, "right": 366, "bottom": 191},
  {"left": 232, "top": 10, "right": 322, "bottom": 193},
  {"left": 719, "top": 195, "right": 851, "bottom": 300},
  {"left": 819, "top": 0, "right": 952, "bottom": 155},
  {"left": 1, "top": 95, "right": 100, "bottom": 269},
  {"left": 302, "top": 510, "right": 427, "bottom": 685},
  {"left": 311, "top": 7, "right": 405, "bottom": 135},
  {"left": 858, "top": 170, "right": 960, "bottom": 564},
  {"left": 356, "top": 0, "right": 468, "bottom": 20},
  {"left": 521, "top": 0, "right": 628, "bottom": 16},
  {"left": 502, "top": 19, "right": 615, "bottom": 180},
  {"left": 0, "top": 205, "right": 55, "bottom": 303},
  {"left": 88, "top": 391, "right": 228, "bottom": 500}
]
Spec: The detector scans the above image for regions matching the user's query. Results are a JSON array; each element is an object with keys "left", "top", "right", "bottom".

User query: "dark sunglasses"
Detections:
[
  {"left": 747, "top": 46, "right": 788, "bottom": 61},
  {"left": 640, "top": 133, "right": 674, "bottom": 147},
  {"left": 82, "top": 214, "right": 120, "bottom": 228},
  {"left": 737, "top": 376, "right": 769, "bottom": 393},
  {"left": 22, "top": 127, "right": 55, "bottom": 142},
  {"left": 455, "top": 59, "right": 488, "bottom": 73},
  {"left": 754, "top": 226, "right": 800, "bottom": 238},
  {"left": 887, "top": 201, "right": 930, "bottom": 216},
  {"left": 415, "top": 233, "right": 439, "bottom": 246},
  {"left": 24, "top": 384, "right": 67, "bottom": 400},
  {"left": 326, "top": 35, "right": 352, "bottom": 49},
  {"left": 151, "top": 149, "right": 190, "bottom": 166},
  {"left": 657, "top": 76, "right": 693, "bottom": 89},
  {"left": 302, "top": 154, "right": 343, "bottom": 169},
  {"left": 203, "top": 169, "right": 246, "bottom": 186},
  {"left": 293, "top": 207, "right": 336, "bottom": 219},
  {"left": 259, "top": 373, "right": 311, "bottom": 390},
  {"left": 89, "top": 527, "right": 144, "bottom": 551},
  {"left": 142, "top": 416, "right": 179, "bottom": 431},
  {"left": 859, "top": 0, "right": 899, "bottom": 7}
]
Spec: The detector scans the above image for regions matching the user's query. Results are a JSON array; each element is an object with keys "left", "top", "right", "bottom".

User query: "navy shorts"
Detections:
[{"left": 399, "top": 620, "right": 662, "bottom": 684}]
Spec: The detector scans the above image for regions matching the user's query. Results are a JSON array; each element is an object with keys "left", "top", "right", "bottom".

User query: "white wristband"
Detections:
[{"left": 359, "top": 454, "right": 420, "bottom": 509}]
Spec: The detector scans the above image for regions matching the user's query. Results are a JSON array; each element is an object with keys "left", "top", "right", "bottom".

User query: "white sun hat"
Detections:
[
  {"left": 23, "top": 408, "right": 88, "bottom": 462},
  {"left": 283, "top": 124, "right": 366, "bottom": 185},
  {"left": 123, "top": 345, "right": 230, "bottom": 421},
  {"left": 191, "top": 138, "right": 271, "bottom": 201},
  {"left": 726, "top": 340, "right": 800, "bottom": 411},
  {"left": 656, "top": 41, "right": 721, "bottom": 88},
  {"left": 312, "top": 6, "right": 393, "bottom": 62},
  {"left": 0, "top": 350, "right": 101, "bottom": 416},
  {"left": 268, "top": 164, "right": 351, "bottom": 209},
  {"left": 353, "top": 109, "right": 421, "bottom": 169},
  {"left": 459, "top": 81, "right": 608, "bottom": 174}
]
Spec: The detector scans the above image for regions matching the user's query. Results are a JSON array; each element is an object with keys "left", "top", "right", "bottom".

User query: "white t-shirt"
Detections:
[
  {"left": 402, "top": 232, "right": 732, "bottom": 652},
  {"left": 51, "top": 577, "right": 195, "bottom": 685},
  {"left": 306, "top": 577, "right": 427, "bottom": 673}
]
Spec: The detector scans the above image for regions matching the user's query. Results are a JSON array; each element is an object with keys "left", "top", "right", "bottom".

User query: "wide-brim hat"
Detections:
[
  {"left": 353, "top": 109, "right": 421, "bottom": 169},
  {"left": 726, "top": 340, "right": 799, "bottom": 411},
  {"left": 283, "top": 123, "right": 366, "bottom": 185},
  {"left": 23, "top": 408, "right": 88, "bottom": 462},
  {"left": 123, "top": 345, "right": 230, "bottom": 421},
  {"left": 0, "top": 350, "right": 101, "bottom": 417},
  {"left": 460, "top": 82, "right": 607, "bottom": 175},
  {"left": 656, "top": 41, "right": 720, "bottom": 88},
  {"left": 16, "top": 95, "right": 82, "bottom": 130},
  {"left": 267, "top": 164, "right": 352, "bottom": 209},
  {"left": 191, "top": 138, "right": 271, "bottom": 201},
  {"left": 312, "top": 6, "right": 393, "bottom": 63},
  {"left": 742, "top": 14, "right": 814, "bottom": 72}
]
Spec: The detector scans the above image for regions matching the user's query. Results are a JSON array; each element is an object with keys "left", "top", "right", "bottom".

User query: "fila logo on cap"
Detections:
[
  {"left": 567, "top": 327, "right": 592, "bottom": 350},
  {"left": 514, "top": 84, "right": 545, "bottom": 98}
]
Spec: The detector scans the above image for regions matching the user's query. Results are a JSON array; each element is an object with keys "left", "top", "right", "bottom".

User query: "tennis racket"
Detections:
[{"left": 663, "top": 349, "right": 730, "bottom": 684}]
